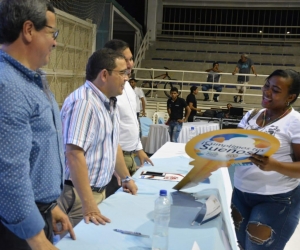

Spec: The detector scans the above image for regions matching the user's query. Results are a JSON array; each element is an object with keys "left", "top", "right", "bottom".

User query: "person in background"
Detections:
[
  {"left": 202, "top": 62, "right": 222, "bottom": 102},
  {"left": 167, "top": 87, "right": 191, "bottom": 142},
  {"left": 129, "top": 78, "right": 146, "bottom": 118},
  {"left": 232, "top": 69, "right": 300, "bottom": 249},
  {"left": 186, "top": 85, "right": 201, "bottom": 122},
  {"left": 0, "top": 0, "right": 75, "bottom": 249},
  {"left": 58, "top": 49, "right": 138, "bottom": 227},
  {"left": 104, "top": 40, "right": 153, "bottom": 197},
  {"left": 225, "top": 103, "right": 233, "bottom": 118},
  {"left": 232, "top": 53, "right": 257, "bottom": 103}
]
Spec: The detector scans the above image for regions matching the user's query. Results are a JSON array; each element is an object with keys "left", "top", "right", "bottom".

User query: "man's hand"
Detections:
[
  {"left": 122, "top": 180, "right": 138, "bottom": 195},
  {"left": 177, "top": 119, "right": 185, "bottom": 123},
  {"left": 82, "top": 199, "right": 111, "bottom": 226},
  {"left": 51, "top": 206, "right": 76, "bottom": 240},
  {"left": 26, "top": 230, "right": 58, "bottom": 250},
  {"left": 141, "top": 110, "right": 146, "bottom": 117},
  {"left": 136, "top": 150, "right": 154, "bottom": 167},
  {"left": 232, "top": 71, "right": 236, "bottom": 75},
  {"left": 65, "top": 144, "right": 110, "bottom": 226}
]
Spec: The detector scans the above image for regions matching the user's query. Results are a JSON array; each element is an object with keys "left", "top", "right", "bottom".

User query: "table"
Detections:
[
  {"left": 56, "top": 142, "right": 238, "bottom": 250},
  {"left": 144, "top": 121, "right": 220, "bottom": 154}
]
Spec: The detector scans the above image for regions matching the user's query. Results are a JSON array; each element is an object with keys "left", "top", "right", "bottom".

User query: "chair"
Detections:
[
  {"left": 152, "top": 112, "right": 169, "bottom": 124},
  {"left": 145, "top": 109, "right": 156, "bottom": 120},
  {"left": 193, "top": 116, "right": 222, "bottom": 128},
  {"left": 158, "top": 117, "right": 165, "bottom": 124},
  {"left": 140, "top": 117, "right": 153, "bottom": 149},
  {"left": 140, "top": 117, "right": 153, "bottom": 137}
]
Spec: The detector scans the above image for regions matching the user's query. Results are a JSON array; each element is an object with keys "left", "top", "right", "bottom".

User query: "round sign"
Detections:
[{"left": 186, "top": 129, "right": 280, "bottom": 163}]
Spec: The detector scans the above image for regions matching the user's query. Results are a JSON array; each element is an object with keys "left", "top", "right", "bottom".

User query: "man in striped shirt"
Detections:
[{"left": 58, "top": 48, "right": 138, "bottom": 227}]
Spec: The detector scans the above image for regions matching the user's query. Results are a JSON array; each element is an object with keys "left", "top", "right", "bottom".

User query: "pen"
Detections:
[{"left": 113, "top": 229, "right": 150, "bottom": 238}]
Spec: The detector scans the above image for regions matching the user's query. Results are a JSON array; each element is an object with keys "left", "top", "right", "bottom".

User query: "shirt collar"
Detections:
[
  {"left": 85, "top": 80, "right": 117, "bottom": 111},
  {"left": 0, "top": 49, "right": 42, "bottom": 82}
]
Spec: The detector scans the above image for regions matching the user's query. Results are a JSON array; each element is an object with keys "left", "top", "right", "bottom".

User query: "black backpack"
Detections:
[{"left": 202, "top": 109, "right": 216, "bottom": 118}]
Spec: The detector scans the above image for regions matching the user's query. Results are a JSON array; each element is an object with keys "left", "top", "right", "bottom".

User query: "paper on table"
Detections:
[
  {"left": 140, "top": 171, "right": 185, "bottom": 182},
  {"left": 191, "top": 241, "right": 201, "bottom": 250}
]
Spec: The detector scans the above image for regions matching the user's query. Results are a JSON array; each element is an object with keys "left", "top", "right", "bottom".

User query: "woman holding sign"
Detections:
[{"left": 231, "top": 69, "right": 300, "bottom": 250}]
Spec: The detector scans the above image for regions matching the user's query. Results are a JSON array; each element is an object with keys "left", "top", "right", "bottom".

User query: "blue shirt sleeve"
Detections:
[{"left": 0, "top": 83, "right": 45, "bottom": 239}]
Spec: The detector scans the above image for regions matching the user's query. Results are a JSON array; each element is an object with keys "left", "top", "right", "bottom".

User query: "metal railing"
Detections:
[
  {"left": 134, "top": 30, "right": 151, "bottom": 69},
  {"left": 158, "top": 7, "right": 300, "bottom": 44},
  {"left": 134, "top": 67, "right": 269, "bottom": 101},
  {"left": 157, "top": 23, "right": 300, "bottom": 44}
]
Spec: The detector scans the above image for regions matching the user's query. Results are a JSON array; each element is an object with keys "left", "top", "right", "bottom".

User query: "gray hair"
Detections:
[{"left": 0, "top": 0, "right": 54, "bottom": 44}]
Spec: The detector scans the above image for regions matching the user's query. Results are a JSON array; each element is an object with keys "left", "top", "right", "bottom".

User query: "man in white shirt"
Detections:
[
  {"left": 129, "top": 78, "right": 146, "bottom": 118},
  {"left": 104, "top": 40, "right": 153, "bottom": 197}
]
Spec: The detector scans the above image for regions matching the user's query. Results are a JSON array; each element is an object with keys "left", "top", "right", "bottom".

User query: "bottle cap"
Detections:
[{"left": 159, "top": 190, "right": 167, "bottom": 196}]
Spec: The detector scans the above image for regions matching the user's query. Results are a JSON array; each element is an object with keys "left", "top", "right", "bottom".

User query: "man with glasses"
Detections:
[
  {"left": 104, "top": 40, "right": 154, "bottom": 197},
  {"left": 45, "top": 25, "right": 60, "bottom": 40},
  {"left": 58, "top": 48, "right": 138, "bottom": 228},
  {"left": 0, "top": 1, "right": 75, "bottom": 249}
]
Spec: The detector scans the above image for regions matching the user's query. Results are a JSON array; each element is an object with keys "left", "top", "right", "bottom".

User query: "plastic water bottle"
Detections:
[
  {"left": 189, "top": 126, "right": 196, "bottom": 141},
  {"left": 152, "top": 190, "right": 171, "bottom": 250},
  {"left": 155, "top": 93, "right": 158, "bottom": 98}
]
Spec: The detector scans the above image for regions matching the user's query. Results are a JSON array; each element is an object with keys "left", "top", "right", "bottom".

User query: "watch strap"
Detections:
[{"left": 121, "top": 176, "right": 133, "bottom": 183}]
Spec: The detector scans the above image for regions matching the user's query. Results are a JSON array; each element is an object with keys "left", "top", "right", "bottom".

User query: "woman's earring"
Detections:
[{"left": 286, "top": 101, "right": 290, "bottom": 107}]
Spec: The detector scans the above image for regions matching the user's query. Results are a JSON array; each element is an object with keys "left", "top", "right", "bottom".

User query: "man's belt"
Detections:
[
  {"left": 64, "top": 180, "right": 106, "bottom": 193},
  {"left": 36, "top": 201, "right": 57, "bottom": 214},
  {"left": 122, "top": 150, "right": 135, "bottom": 155}
]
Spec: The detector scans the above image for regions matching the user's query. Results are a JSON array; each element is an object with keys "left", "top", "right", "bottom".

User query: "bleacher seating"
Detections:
[{"left": 139, "top": 38, "right": 300, "bottom": 107}]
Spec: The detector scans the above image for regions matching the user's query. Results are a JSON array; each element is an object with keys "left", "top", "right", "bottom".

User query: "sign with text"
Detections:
[{"left": 173, "top": 129, "right": 280, "bottom": 190}]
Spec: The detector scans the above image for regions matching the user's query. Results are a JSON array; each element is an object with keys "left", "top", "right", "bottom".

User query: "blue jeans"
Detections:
[
  {"left": 231, "top": 186, "right": 300, "bottom": 250},
  {"left": 202, "top": 84, "right": 222, "bottom": 99},
  {"left": 168, "top": 120, "right": 182, "bottom": 142}
]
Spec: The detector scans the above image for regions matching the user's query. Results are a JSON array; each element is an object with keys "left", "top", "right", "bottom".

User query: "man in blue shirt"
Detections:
[
  {"left": 232, "top": 54, "right": 257, "bottom": 103},
  {"left": 0, "top": 0, "right": 75, "bottom": 249}
]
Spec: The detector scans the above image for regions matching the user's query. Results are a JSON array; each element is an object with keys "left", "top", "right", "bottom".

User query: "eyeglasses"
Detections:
[
  {"left": 45, "top": 25, "right": 59, "bottom": 40},
  {"left": 107, "top": 69, "right": 131, "bottom": 78}
]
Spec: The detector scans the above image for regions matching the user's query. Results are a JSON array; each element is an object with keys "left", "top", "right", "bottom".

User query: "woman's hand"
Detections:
[{"left": 249, "top": 154, "right": 280, "bottom": 171}]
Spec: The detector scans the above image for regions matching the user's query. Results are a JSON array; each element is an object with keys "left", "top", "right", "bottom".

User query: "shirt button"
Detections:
[{"left": 35, "top": 74, "right": 38, "bottom": 77}]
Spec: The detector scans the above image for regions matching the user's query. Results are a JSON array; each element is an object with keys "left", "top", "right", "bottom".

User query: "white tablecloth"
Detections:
[
  {"left": 56, "top": 142, "right": 238, "bottom": 250},
  {"left": 178, "top": 121, "right": 220, "bottom": 143},
  {"left": 144, "top": 121, "right": 220, "bottom": 154}
]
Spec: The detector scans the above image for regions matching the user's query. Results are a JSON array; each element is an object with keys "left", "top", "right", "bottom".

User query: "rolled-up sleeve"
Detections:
[{"left": 0, "top": 84, "right": 44, "bottom": 239}]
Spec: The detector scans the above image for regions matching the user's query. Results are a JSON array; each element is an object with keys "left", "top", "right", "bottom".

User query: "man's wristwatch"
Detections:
[{"left": 121, "top": 176, "right": 133, "bottom": 183}]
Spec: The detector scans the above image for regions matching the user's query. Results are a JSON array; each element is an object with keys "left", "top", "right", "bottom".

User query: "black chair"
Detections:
[
  {"left": 221, "top": 118, "right": 241, "bottom": 129},
  {"left": 193, "top": 116, "right": 222, "bottom": 129}
]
